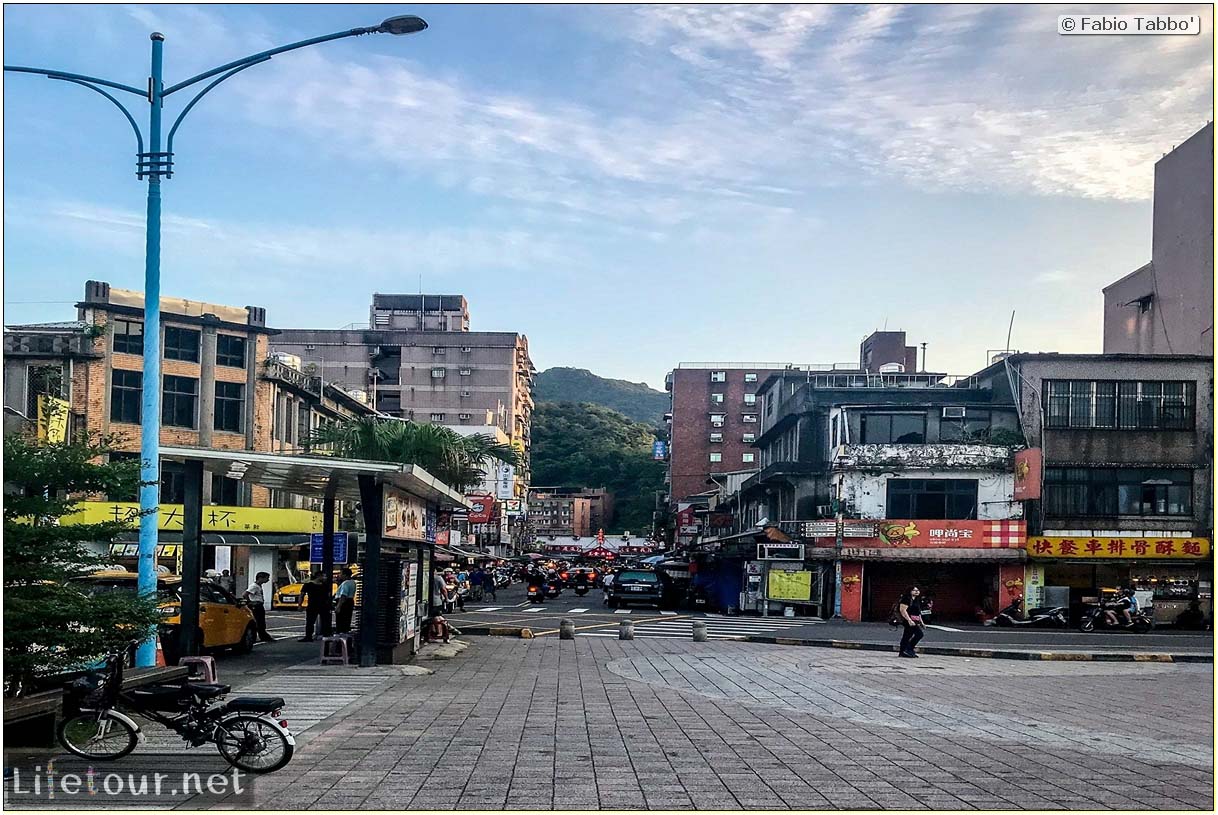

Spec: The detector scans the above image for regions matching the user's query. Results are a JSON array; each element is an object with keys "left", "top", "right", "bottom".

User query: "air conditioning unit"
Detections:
[
  {"left": 461, "top": 390, "right": 471, "bottom": 398},
  {"left": 816, "top": 504, "right": 832, "bottom": 516},
  {"left": 461, "top": 346, "right": 473, "bottom": 353},
  {"left": 943, "top": 406, "right": 967, "bottom": 419},
  {"left": 459, "top": 413, "right": 471, "bottom": 420},
  {"left": 879, "top": 362, "right": 905, "bottom": 373}
]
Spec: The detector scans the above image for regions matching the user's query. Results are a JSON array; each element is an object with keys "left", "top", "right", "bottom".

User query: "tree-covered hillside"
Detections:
[{"left": 534, "top": 367, "right": 668, "bottom": 427}]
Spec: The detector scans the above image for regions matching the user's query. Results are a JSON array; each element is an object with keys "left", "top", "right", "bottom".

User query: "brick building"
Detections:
[{"left": 528, "top": 489, "right": 593, "bottom": 538}]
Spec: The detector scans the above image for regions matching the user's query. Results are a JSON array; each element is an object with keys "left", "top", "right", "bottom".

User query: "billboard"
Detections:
[
  {"left": 384, "top": 488, "right": 429, "bottom": 541},
  {"left": 1027, "top": 536, "right": 1210, "bottom": 559},
  {"left": 1013, "top": 448, "right": 1043, "bottom": 501},
  {"left": 466, "top": 494, "right": 496, "bottom": 524}
]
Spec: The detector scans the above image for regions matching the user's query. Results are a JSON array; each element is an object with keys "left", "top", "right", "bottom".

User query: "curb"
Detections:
[
  {"left": 455, "top": 627, "right": 1212, "bottom": 663},
  {"left": 741, "top": 636, "right": 1213, "bottom": 663}
]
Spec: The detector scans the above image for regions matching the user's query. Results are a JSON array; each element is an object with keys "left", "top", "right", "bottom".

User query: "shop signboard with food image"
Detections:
[
  {"left": 875, "top": 519, "right": 1026, "bottom": 549},
  {"left": 384, "top": 487, "right": 429, "bottom": 542}
]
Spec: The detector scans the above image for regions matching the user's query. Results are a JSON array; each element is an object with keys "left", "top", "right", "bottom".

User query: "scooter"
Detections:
[
  {"left": 544, "top": 579, "right": 561, "bottom": 599},
  {"left": 527, "top": 584, "right": 545, "bottom": 604},
  {"left": 992, "top": 597, "right": 1068, "bottom": 628},
  {"left": 1079, "top": 602, "right": 1153, "bottom": 633}
]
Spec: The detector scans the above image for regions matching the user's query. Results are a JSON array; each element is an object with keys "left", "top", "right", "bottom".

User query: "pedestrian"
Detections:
[
  {"left": 220, "top": 569, "right": 236, "bottom": 595},
  {"left": 470, "top": 566, "right": 485, "bottom": 602},
  {"left": 299, "top": 572, "right": 331, "bottom": 642},
  {"left": 243, "top": 571, "right": 275, "bottom": 643},
  {"left": 426, "top": 571, "right": 450, "bottom": 643},
  {"left": 335, "top": 568, "right": 357, "bottom": 634},
  {"left": 896, "top": 585, "right": 926, "bottom": 658},
  {"left": 483, "top": 566, "right": 497, "bottom": 602}
]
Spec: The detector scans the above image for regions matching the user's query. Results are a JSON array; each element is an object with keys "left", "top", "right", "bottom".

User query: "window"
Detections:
[
  {"left": 161, "top": 461, "right": 186, "bottom": 504},
  {"left": 216, "top": 335, "right": 246, "bottom": 368},
  {"left": 459, "top": 368, "right": 472, "bottom": 376},
  {"left": 431, "top": 368, "right": 446, "bottom": 379},
  {"left": 709, "top": 432, "right": 723, "bottom": 442},
  {"left": 886, "top": 479, "right": 978, "bottom": 519},
  {"left": 211, "top": 473, "right": 241, "bottom": 505},
  {"left": 214, "top": 382, "right": 244, "bottom": 433},
  {"left": 110, "top": 370, "right": 142, "bottom": 424},
  {"left": 709, "top": 452, "right": 722, "bottom": 463},
  {"left": 1044, "top": 468, "right": 1192, "bottom": 517},
  {"left": 742, "top": 452, "right": 756, "bottom": 463},
  {"left": 430, "top": 413, "right": 446, "bottom": 422},
  {"left": 742, "top": 432, "right": 755, "bottom": 443},
  {"left": 832, "top": 415, "right": 840, "bottom": 448},
  {"left": 744, "top": 393, "right": 757, "bottom": 405},
  {"left": 162, "top": 375, "right": 198, "bottom": 428},
  {"left": 742, "top": 414, "right": 758, "bottom": 423},
  {"left": 164, "top": 326, "right": 200, "bottom": 362},
  {"left": 26, "top": 364, "right": 64, "bottom": 418},
  {"left": 297, "top": 405, "right": 311, "bottom": 445},
  {"left": 710, "top": 371, "right": 726, "bottom": 382},
  {"left": 941, "top": 410, "right": 992, "bottom": 442},
  {"left": 710, "top": 413, "right": 726, "bottom": 427},
  {"left": 113, "top": 320, "right": 143, "bottom": 355},
  {"left": 1045, "top": 380, "right": 1195, "bottom": 430},
  {"left": 711, "top": 393, "right": 724, "bottom": 404},
  {"left": 433, "top": 346, "right": 445, "bottom": 355},
  {"left": 744, "top": 373, "right": 758, "bottom": 383},
  {"left": 860, "top": 413, "right": 926, "bottom": 443}
]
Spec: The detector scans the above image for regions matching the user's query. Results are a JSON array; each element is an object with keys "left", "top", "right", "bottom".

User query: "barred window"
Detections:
[
  {"left": 1045, "top": 380, "right": 1194, "bottom": 430},
  {"left": 1044, "top": 468, "right": 1192, "bottom": 517}
]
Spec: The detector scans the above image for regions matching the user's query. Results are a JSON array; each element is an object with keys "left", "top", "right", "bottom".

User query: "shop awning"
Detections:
[
  {"left": 158, "top": 446, "right": 470, "bottom": 509},
  {"left": 804, "top": 547, "right": 1026, "bottom": 563},
  {"left": 113, "top": 531, "right": 312, "bottom": 547}
]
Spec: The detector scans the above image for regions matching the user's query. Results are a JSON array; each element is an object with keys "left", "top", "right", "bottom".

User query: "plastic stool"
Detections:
[
  {"left": 179, "top": 655, "right": 218, "bottom": 683},
  {"left": 319, "top": 635, "right": 351, "bottom": 666}
]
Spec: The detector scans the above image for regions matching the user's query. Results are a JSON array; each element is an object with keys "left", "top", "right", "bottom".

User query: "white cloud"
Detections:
[{"left": 1033, "top": 269, "right": 1077, "bottom": 285}]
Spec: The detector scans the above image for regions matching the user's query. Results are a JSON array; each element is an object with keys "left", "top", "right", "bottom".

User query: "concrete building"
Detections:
[
  {"left": 275, "top": 293, "right": 535, "bottom": 477},
  {"left": 528, "top": 486, "right": 614, "bottom": 533},
  {"left": 998, "top": 352, "right": 1213, "bottom": 623},
  {"left": 1103, "top": 123, "right": 1214, "bottom": 356},
  {"left": 3, "top": 280, "right": 377, "bottom": 598},
  {"left": 528, "top": 490, "right": 593, "bottom": 539}
]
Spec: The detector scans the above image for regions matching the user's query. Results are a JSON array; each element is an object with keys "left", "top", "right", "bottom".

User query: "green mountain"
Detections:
[
  {"left": 530, "top": 402, "right": 665, "bottom": 535},
  {"left": 534, "top": 367, "right": 668, "bottom": 426}
]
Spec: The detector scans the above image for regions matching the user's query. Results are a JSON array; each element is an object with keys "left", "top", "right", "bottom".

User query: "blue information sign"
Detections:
[
  {"left": 652, "top": 440, "right": 668, "bottom": 460},
  {"left": 309, "top": 532, "right": 348, "bottom": 564}
]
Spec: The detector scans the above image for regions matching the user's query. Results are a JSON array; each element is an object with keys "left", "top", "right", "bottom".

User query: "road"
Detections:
[{"left": 454, "top": 583, "right": 1214, "bottom": 653}]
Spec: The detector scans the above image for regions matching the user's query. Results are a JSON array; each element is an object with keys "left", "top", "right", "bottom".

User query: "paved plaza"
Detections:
[
  {"left": 253, "top": 637, "right": 1210, "bottom": 811},
  {"left": 5, "top": 636, "right": 1213, "bottom": 810}
]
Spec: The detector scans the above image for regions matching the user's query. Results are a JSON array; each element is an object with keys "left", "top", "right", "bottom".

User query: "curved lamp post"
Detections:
[{"left": 5, "top": 14, "right": 427, "bottom": 667}]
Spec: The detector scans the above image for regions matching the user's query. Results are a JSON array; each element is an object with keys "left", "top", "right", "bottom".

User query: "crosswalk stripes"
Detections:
[
  {"left": 522, "top": 607, "right": 544, "bottom": 613},
  {"left": 569, "top": 608, "right": 589, "bottom": 613},
  {"left": 660, "top": 611, "right": 678, "bottom": 616},
  {"left": 614, "top": 609, "right": 632, "bottom": 614},
  {"left": 473, "top": 606, "right": 503, "bottom": 612}
]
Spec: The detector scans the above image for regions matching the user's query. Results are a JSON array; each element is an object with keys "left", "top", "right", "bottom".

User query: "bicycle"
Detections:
[{"left": 57, "top": 645, "right": 296, "bottom": 773}]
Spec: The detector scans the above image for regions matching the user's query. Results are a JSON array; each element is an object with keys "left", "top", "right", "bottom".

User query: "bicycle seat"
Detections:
[
  {"left": 185, "top": 682, "right": 231, "bottom": 699},
  {"left": 224, "top": 696, "right": 285, "bottom": 713}
]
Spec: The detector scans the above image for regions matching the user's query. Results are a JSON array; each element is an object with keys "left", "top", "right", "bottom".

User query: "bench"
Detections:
[{"left": 4, "top": 666, "right": 188, "bottom": 748}]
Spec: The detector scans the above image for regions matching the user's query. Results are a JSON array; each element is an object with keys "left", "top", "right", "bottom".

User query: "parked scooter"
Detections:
[
  {"left": 992, "top": 597, "right": 1068, "bottom": 628},
  {"left": 1079, "top": 602, "right": 1153, "bottom": 633}
]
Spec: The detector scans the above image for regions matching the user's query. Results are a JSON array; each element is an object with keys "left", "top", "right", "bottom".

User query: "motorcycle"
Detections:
[
  {"left": 59, "top": 645, "right": 294, "bottom": 773},
  {"left": 526, "top": 584, "right": 545, "bottom": 604},
  {"left": 992, "top": 597, "right": 1068, "bottom": 628},
  {"left": 544, "top": 579, "right": 561, "bottom": 599},
  {"left": 1079, "top": 602, "right": 1153, "bottom": 633}
]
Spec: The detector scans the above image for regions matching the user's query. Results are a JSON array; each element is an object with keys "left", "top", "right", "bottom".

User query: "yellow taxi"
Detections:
[{"left": 74, "top": 570, "right": 258, "bottom": 655}]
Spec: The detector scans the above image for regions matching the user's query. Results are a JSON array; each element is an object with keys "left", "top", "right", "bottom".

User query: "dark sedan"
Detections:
[{"left": 605, "top": 569, "right": 668, "bottom": 609}]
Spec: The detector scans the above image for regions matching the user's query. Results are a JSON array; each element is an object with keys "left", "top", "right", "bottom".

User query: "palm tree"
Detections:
[{"left": 306, "top": 416, "right": 519, "bottom": 493}]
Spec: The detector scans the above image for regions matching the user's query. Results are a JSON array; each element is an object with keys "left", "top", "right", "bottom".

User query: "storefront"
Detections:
[
  {"left": 1026, "top": 535, "right": 1212, "bottom": 624},
  {"left": 805, "top": 519, "right": 1028, "bottom": 622}
]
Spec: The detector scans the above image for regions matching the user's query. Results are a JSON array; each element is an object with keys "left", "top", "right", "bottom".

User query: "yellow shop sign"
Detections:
[
  {"left": 1027, "top": 536, "right": 1210, "bottom": 560},
  {"left": 64, "top": 502, "right": 326, "bottom": 534}
]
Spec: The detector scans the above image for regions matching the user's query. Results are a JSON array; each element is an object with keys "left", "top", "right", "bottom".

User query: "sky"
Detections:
[{"left": 3, "top": 3, "right": 1214, "bottom": 390}]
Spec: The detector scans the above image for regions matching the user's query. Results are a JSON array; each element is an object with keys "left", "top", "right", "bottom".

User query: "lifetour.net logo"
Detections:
[{"left": 5, "top": 761, "right": 248, "bottom": 802}]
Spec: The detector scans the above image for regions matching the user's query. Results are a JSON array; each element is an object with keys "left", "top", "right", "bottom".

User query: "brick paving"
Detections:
[{"left": 225, "top": 637, "right": 1212, "bottom": 811}]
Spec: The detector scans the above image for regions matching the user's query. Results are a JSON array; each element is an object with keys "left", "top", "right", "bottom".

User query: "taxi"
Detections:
[
  {"left": 74, "top": 569, "right": 258, "bottom": 655},
  {"left": 274, "top": 565, "right": 362, "bottom": 610}
]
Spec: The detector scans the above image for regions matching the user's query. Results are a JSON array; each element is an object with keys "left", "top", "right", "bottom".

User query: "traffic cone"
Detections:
[{"left": 155, "top": 635, "right": 167, "bottom": 667}]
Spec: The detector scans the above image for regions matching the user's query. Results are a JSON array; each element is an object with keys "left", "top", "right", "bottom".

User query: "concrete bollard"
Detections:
[
  {"left": 692, "top": 620, "right": 708, "bottom": 642},
  {"left": 619, "top": 619, "right": 635, "bottom": 640},
  {"left": 559, "top": 619, "right": 575, "bottom": 640}
]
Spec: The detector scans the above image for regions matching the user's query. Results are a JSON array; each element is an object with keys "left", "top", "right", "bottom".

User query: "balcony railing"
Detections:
[
  {"left": 261, "top": 358, "right": 322, "bottom": 397},
  {"left": 832, "top": 443, "right": 1012, "bottom": 470}
]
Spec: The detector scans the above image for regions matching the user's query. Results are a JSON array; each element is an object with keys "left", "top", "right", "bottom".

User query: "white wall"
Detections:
[{"left": 836, "top": 469, "right": 1021, "bottom": 520}]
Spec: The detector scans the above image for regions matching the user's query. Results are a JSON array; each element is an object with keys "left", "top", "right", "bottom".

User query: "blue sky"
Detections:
[{"left": 4, "top": 4, "right": 1213, "bottom": 389}]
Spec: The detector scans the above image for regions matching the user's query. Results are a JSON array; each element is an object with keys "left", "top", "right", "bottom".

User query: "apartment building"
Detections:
[
  {"left": 528, "top": 490, "right": 594, "bottom": 538},
  {"left": 275, "top": 293, "right": 534, "bottom": 475},
  {"left": 1103, "top": 123, "right": 1214, "bottom": 356}
]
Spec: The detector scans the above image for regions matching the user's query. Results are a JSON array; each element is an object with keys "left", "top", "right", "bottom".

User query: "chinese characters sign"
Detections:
[
  {"left": 66, "top": 502, "right": 325, "bottom": 533},
  {"left": 1026, "top": 536, "right": 1211, "bottom": 559},
  {"left": 877, "top": 520, "right": 1025, "bottom": 548}
]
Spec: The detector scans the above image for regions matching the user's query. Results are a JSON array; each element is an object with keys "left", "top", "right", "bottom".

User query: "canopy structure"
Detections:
[{"left": 158, "top": 446, "right": 469, "bottom": 666}]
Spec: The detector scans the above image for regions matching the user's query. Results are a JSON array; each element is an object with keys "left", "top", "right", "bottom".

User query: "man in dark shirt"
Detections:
[{"left": 299, "top": 572, "right": 331, "bottom": 642}]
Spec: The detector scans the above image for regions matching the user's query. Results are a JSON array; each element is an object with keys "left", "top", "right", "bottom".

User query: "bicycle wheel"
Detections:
[
  {"left": 58, "top": 712, "right": 139, "bottom": 760},
  {"left": 214, "top": 715, "right": 293, "bottom": 774}
]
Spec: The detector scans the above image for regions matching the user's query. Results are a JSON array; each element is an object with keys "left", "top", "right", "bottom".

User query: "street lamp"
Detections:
[{"left": 5, "top": 14, "right": 427, "bottom": 668}]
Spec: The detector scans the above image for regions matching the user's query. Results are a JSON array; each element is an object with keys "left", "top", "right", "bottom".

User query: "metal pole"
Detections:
[
  {"left": 320, "top": 476, "right": 337, "bottom": 637},
  {"left": 357, "top": 475, "right": 383, "bottom": 667},
  {"left": 180, "top": 459, "right": 204, "bottom": 657},
  {"left": 135, "top": 33, "right": 165, "bottom": 668}
]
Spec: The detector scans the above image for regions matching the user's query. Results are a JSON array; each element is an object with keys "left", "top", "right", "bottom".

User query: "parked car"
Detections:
[
  {"left": 73, "top": 570, "right": 257, "bottom": 659},
  {"left": 605, "top": 569, "right": 670, "bottom": 609},
  {"left": 274, "top": 566, "right": 361, "bottom": 610}
]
